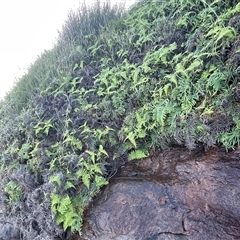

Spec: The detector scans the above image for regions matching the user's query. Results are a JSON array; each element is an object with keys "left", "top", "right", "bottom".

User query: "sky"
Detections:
[{"left": 0, "top": 0, "right": 136, "bottom": 100}]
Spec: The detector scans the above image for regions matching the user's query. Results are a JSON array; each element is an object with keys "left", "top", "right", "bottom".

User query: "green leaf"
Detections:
[
  {"left": 50, "top": 175, "right": 61, "bottom": 187},
  {"left": 128, "top": 149, "right": 149, "bottom": 161},
  {"left": 125, "top": 131, "right": 137, "bottom": 148},
  {"left": 73, "top": 63, "right": 78, "bottom": 71},
  {"left": 137, "top": 128, "right": 147, "bottom": 138},
  {"left": 50, "top": 194, "right": 60, "bottom": 207},
  {"left": 186, "top": 58, "right": 203, "bottom": 73},
  {"left": 163, "top": 83, "right": 172, "bottom": 96},
  {"left": 86, "top": 150, "right": 95, "bottom": 163},
  {"left": 218, "top": 127, "right": 240, "bottom": 150},
  {"left": 153, "top": 99, "right": 173, "bottom": 126},
  {"left": 99, "top": 145, "right": 108, "bottom": 157},
  {"left": 82, "top": 173, "right": 91, "bottom": 189},
  {"left": 92, "top": 163, "right": 102, "bottom": 174},
  {"left": 65, "top": 181, "right": 75, "bottom": 190},
  {"left": 63, "top": 213, "right": 76, "bottom": 230},
  {"left": 57, "top": 195, "right": 71, "bottom": 214},
  {"left": 95, "top": 175, "right": 108, "bottom": 188},
  {"left": 217, "top": 27, "right": 236, "bottom": 42},
  {"left": 76, "top": 45, "right": 81, "bottom": 53}
]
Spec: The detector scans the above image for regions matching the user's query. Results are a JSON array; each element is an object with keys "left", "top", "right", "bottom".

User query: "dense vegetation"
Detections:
[{"left": 0, "top": 0, "right": 240, "bottom": 237}]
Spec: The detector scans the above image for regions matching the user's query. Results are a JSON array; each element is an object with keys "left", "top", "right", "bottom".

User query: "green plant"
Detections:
[
  {"left": 34, "top": 119, "right": 55, "bottom": 136},
  {"left": 4, "top": 181, "right": 22, "bottom": 205},
  {"left": 19, "top": 143, "right": 32, "bottom": 160},
  {"left": 1, "top": 0, "right": 240, "bottom": 236},
  {"left": 50, "top": 193, "right": 83, "bottom": 233}
]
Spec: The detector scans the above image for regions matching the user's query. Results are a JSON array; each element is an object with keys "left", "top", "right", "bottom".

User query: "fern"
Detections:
[
  {"left": 152, "top": 99, "right": 174, "bottom": 127},
  {"left": 205, "top": 67, "right": 229, "bottom": 96},
  {"left": 218, "top": 127, "right": 240, "bottom": 150},
  {"left": 51, "top": 193, "right": 82, "bottom": 232},
  {"left": 206, "top": 26, "right": 236, "bottom": 43},
  {"left": 63, "top": 135, "right": 83, "bottom": 151},
  {"left": 50, "top": 175, "right": 61, "bottom": 187},
  {"left": 64, "top": 181, "right": 75, "bottom": 190},
  {"left": 128, "top": 149, "right": 149, "bottom": 161},
  {"left": 94, "top": 175, "right": 108, "bottom": 188},
  {"left": 218, "top": 116, "right": 240, "bottom": 149},
  {"left": 216, "top": 2, "right": 240, "bottom": 25},
  {"left": 124, "top": 131, "right": 137, "bottom": 148},
  {"left": 77, "top": 169, "right": 91, "bottom": 189},
  {"left": 34, "top": 119, "right": 54, "bottom": 136},
  {"left": 1, "top": 0, "right": 240, "bottom": 237}
]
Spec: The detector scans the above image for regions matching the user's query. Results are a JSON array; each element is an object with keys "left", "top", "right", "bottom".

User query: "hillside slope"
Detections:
[{"left": 0, "top": 0, "right": 240, "bottom": 238}]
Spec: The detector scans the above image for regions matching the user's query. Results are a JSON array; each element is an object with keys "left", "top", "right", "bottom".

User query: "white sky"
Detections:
[{"left": 0, "top": 0, "right": 136, "bottom": 100}]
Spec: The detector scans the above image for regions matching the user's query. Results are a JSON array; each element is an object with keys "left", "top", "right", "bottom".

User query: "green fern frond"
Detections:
[
  {"left": 152, "top": 99, "right": 174, "bottom": 127},
  {"left": 125, "top": 131, "right": 137, "bottom": 148},
  {"left": 128, "top": 149, "right": 149, "bottom": 161}
]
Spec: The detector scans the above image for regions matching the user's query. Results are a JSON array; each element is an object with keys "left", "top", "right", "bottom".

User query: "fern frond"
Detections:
[
  {"left": 152, "top": 99, "right": 174, "bottom": 127},
  {"left": 128, "top": 149, "right": 149, "bottom": 161}
]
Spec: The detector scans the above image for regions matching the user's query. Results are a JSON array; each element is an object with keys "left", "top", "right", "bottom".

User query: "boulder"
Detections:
[{"left": 75, "top": 147, "right": 240, "bottom": 240}]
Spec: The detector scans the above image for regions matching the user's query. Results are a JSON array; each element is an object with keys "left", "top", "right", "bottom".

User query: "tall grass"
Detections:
[{"left": 4, "top": 0, "right": 126, "bottom": 112}]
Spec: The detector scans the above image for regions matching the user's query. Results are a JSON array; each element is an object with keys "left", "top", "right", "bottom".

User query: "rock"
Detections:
[
  {"left": 77, "top": 147, "right": 240, "bottom": 240},
  {"left": 0, "top": 223, "right": 21, "bottom": 240}
]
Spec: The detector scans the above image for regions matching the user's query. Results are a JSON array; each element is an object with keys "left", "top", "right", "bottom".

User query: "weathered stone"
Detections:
[
  {"left": 76, "top": 147, "right": 240, "bottom": 240},
  {"left": 0, "top": 223, "right": 21, "bottom": 240}
]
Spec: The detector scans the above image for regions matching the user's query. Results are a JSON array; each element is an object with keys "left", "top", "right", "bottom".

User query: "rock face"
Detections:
[
  {"left": 76, "top": 147, "right": 240, "bottom": 240},
  {"left": 0, "top": 223, "right": 21, "bottom": 240}
]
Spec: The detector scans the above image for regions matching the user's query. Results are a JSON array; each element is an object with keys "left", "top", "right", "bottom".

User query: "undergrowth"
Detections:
[{"left": 0, "top": 0, "right": 240, "bottom": 236}]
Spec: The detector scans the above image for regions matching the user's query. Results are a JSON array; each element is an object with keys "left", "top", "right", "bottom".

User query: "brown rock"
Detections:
[{"left": 74, "top": 147, "right": 240, "bottom": 240}]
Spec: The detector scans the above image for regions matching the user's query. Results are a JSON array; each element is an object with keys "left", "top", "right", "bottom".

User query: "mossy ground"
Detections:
[{"left": 0, "top": 0, "right": 240, "bottom": 237}]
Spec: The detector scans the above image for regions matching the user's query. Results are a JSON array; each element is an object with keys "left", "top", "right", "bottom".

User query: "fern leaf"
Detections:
[
  {"left": 64, "top": 181, "right": 75, "bottom": 190},
  {"left": 94, "top": 175, "right": 108, "bottom": 188},
  {"left": 99, "top": 145, "right": 109, "bottom": 157},
  {"left": 128, "top": 149, "right": 149, "bottom": 161},
  {"left": 82, "top": 173, "right": 91, "bottom": 189},
  {"left": 154, "top": 99, "right": 175, "bottom": 127},
  {"left": 137, "top": 128, "right": 147, "bottom": 138},
  {"left": 93, "top": 163, "right": 102, "bottom": 174},
  {"left": 125, "top": 131, "right": 137, "bottom": 148},
  {"left": 136, "top": 111, "right": 146, "bottom": 127},
  {"left": 56, "top": 214, "right": 65, "bottom": 225},
  {"left": 50, "top": 193, "right": 60, "bottom": 208},
  {"left": 57, "top": 195, "right": 71, "bottom": 215},
  {"left": 63, "top": 212, "right": 78, "bottom": 230},
  {"left": 50, "top": 175, "right": 61, "bottom": 187},
  {"left": 163, "top": 83, "right": 172, "bottom": 96},
  {"left": 186, "top": 58, "right": 203, "bottom": 73}
]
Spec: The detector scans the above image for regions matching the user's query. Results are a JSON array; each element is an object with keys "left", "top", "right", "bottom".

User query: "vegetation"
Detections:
[
  {"left": 0, "top": 0, "right": 240, "bottom": 236},
  {"left": 4, "top": 181, "right": 23, "bottom": 205}
]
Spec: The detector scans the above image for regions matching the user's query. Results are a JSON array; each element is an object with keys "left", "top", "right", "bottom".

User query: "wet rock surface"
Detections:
[{"left": 76, "top": 147, "right": 240, "bottom": 240}]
